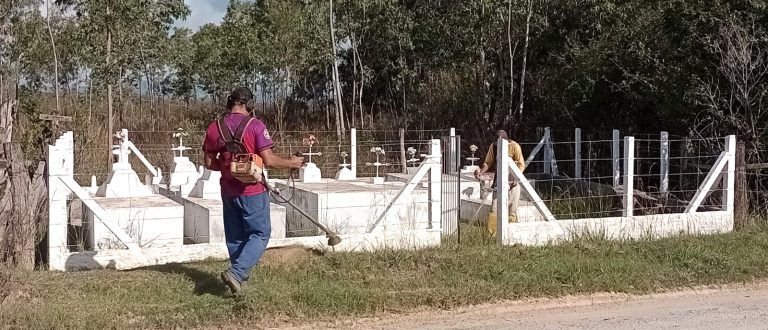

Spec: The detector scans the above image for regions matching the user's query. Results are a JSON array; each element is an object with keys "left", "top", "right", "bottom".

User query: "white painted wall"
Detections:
[{"left": 505, "top": 211, "right": 733, "bottom": 246}]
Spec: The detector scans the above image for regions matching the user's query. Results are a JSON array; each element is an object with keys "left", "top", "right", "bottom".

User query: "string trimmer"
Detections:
[{"left": 261, "top": 160, "right": 342, "bottom": 247}]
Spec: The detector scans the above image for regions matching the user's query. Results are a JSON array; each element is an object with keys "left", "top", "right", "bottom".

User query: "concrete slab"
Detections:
[
  {"left": 182, "top": 196, "right": 287, "bottom": 243},
  {"left": 505, "top": 211, "right": 734, "bottom": 246},
  {"left": 275, "top": 178, "right": 431, "bottom": 237},
  {"left": 83, "top": 195, "right": 184, "bottom": 250}
]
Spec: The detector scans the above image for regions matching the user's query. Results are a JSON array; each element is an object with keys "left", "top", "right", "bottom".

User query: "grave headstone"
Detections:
[
  {"left": 96, "top": 130, "right": 154, "bottom": 198},
  {"left": 299, "top": 134, "right": 322, "bottom": 183},
  {"left": 366, "top": 146, "right": 390, "bottom": 184}
]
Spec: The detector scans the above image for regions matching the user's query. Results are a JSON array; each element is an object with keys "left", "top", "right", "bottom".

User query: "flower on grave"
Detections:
[
  {"left": 302, "top": 134, "right": 318, "bottom": 146},
  {"left": 407, "top": 147, "right": 416, "bottom": 157},
  {"left": 172, "top": 128, "right": 189, "bottom": 138},
  {"left": 470, "top": 144, "right": 478, "bottom": 153},
  {"left": 370, "top": 147, "right": 385, "bottom": 155}
]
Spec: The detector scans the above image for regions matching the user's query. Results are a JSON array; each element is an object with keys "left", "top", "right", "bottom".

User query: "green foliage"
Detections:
[{"left": 4, "top": 0, "right": 768, "bottom": 146}]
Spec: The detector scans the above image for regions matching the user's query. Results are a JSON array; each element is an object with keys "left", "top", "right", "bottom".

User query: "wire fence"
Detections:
[
  {"left": 503, "top": 131, "right": 730, "bottom": 220},
  {"left": 55, "top": 127, "right": 766, "bottom": 254}
]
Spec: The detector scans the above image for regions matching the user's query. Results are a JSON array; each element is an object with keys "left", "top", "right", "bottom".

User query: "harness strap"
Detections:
[
  {"left": 233, "top": 117, "right": 254, "bottom": 146},
  {"left": 217, "top": 115, "right": 254, "bottom": 154}
]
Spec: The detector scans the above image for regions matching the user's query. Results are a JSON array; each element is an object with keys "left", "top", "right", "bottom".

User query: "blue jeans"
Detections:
[{"left": 221, "top": 192, "right": 271, "bottom": 283}]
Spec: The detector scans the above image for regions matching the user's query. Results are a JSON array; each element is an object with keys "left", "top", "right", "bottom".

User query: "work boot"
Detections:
[{"left": 220, "top": 270, "right": 242, "bottom": 296}]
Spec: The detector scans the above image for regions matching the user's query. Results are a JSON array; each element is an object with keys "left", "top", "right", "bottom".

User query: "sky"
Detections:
[
  {"left": 174, "top": 0, "right": 229, "bottom": 31},
  {"left": 40, "top": 0, "right": 229, "bottom": 31}
]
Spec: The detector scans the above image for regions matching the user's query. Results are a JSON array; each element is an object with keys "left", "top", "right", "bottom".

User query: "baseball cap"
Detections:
[{"left": 228, "top": 87, "right": 253, "bottom": 102}]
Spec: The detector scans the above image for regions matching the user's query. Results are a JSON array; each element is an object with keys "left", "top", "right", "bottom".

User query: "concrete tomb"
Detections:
[
  {"left": 276, "top": 179, "right": 430, "bottom": 237},
  {"left": 85, "top": 129, "right": 183, "bottom": 250}
]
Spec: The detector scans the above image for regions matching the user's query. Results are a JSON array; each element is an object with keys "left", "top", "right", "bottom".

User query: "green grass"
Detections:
[{"left": 3, "top": 224, "right": 768, "bottom": 329}]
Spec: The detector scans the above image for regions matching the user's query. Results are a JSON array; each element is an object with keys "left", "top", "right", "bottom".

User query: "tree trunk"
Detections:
[
  {"left": 506, "top": 0, "right": 518, "bottom": 124},
  {"left": 355, "top": 44, "right": 365, "bottom": 129},
  {"left": 45, "top": 0, "right": 60, "bottom": 115},
  {"left": 479, "top": 0, "right": 488, "bottom": 122},
  {"left": 329, "top": 0, "right": 345, "bottom": 137},
  {"left": 2, "top": 144, "right": 36, "bottom": 270},
  {"left": 517, "top": 0, "right": 533, "bottom": 118},
  {"left": 351, "top": 32, "right": 357, "bottom": 129},
  {"left": 87, "top": 71, "right": 92, "bottom": 123},
  {"left": 106, "top": 4, "right": 113, "bottom": 167}
]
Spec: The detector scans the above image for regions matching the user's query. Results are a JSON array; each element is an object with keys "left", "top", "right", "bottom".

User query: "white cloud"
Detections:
[{"left": 174, "top": 0, "right": 229, "bottom": 31}]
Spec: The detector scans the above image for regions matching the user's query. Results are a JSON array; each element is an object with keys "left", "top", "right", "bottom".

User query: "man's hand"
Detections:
[
  {"left": 289, "top": 155, "right": 304, "bottom": 169},
  {"left": 474, "top": 169, "right": 481, "bottom": 180}
]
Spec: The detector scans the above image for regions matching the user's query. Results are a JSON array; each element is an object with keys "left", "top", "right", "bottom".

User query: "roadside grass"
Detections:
[{"left": 2, "top": 223, "right": 768, "bottom": 329}]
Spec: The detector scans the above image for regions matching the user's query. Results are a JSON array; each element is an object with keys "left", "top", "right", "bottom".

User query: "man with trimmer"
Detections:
[
  {"left": 202, "top": 86, "right": 303, "bottom": 296},
  {"left": 474, "top": 130, "right": 526, "bottom": 235}
]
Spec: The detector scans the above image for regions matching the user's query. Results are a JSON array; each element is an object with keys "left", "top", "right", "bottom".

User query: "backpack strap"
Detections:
[
  {"left": 216, "top": 117, "right": 232, "bottom": 143},
  {"left": 233, "top": 116, "right": 254, "bottom": 146}
]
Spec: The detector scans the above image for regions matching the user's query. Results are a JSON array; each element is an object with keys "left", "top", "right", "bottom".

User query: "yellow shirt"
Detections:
[{"left": 483, "top": 140, "right": 525, "bottom": 173}]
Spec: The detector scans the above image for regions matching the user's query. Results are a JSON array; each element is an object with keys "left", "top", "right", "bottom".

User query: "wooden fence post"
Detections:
[
  {"left": 2, "top": 143, "right": 35, "bottom": 270},
  {"left": 734, "top": 142, "right": 749, "bottom": 229}
]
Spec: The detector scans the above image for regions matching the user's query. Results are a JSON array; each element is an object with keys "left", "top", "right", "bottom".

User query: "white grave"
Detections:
[
  {"left": 405, "top": 147, "right": 420, "bottom": 174},
  {"left": 277, "top": 179, "right": 430, "bottom": 237},
  {"left": 279, "top": 139, "right": 444, "bottom": 238},
  {"left": 96, "top": 129, "right": 155, "bottom": 198},
  {"left": 189, "top": 166, "right": 222, "bottom": 200},
  {"left": 183, "top": 196, "right": 286, "bottom": 244},
  {"left": 366, "top": 147, "right": 389, "bottom": 185},
  {"left": 299, "top": 135, "right": 322, "bottom": 183},
  {"left": 167, "top": 129, "right": 200, "bottom": 197},
  {"left": 462, "top": 144, "right": 481, "bottom": 173},
  {"left": 183, "top": 168, "right": 287, "bottom": 243},
  {"left": 84, "top": 129, "right": 183, "bottom": 250},
  {"left": 335, "top": 151, "right": 355, "bottom": 180}
]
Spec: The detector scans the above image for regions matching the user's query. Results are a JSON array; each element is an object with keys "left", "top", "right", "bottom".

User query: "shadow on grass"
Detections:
[{"left": 143, "top": 263, "right": 227, "bottom": 297}]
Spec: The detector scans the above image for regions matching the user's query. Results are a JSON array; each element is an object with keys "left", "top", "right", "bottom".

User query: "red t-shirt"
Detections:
[{"left": 203, "top": 113, "right": 274, "bottom": 197}]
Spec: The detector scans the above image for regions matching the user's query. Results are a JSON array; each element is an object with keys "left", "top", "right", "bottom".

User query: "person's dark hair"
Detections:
[
  {"left": 496, "top": 130, "right": 509, "bottom": 140},
  {"left": 226, "top": 87, "right": 253, "bottom": 110}
]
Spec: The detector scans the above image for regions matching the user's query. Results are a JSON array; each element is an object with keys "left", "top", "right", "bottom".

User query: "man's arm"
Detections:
[
  {"left": 259, "top": 148, "right": 303, "bottom": 169},
  {"left": 204, "top": 152, "right": 221, "bottom": 171},
  {"left": 475, "top": 143, "right": 495, "bottom": 177},
  {"left": 510, "top": 142, "right": 525, "bottom": 172}
]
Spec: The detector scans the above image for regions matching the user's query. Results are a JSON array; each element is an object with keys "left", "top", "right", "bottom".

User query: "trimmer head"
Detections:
[{"left": 327, "top": 235, "right": 342, "bottom": 246}]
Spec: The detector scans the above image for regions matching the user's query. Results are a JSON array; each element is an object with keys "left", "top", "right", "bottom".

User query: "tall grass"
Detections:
[{"left": 2, "top": 224, "right": 768, "bottom": 329}]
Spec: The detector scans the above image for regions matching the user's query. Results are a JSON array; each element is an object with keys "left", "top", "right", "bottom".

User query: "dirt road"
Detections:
[{"left": 285, "top": 284, "right": 768, "bottom": 330}]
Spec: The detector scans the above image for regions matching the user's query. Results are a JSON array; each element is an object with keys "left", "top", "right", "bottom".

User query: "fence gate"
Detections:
[{"left": 441, "top": 135, "right": 461, "bottom": 239}]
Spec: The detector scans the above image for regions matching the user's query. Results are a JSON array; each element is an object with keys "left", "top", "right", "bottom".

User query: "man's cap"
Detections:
[
  {"left": 228, "top": 87, "right": 253, "bottom": 102},
  {"left": 496, "top": 130, "right": 509, "bottom": 140}
]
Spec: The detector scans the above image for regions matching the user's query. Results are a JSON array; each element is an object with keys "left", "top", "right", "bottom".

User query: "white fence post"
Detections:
[
  {"left": 613, "top": 129, "right": 621, "bottom": 188},
  {"left": 366, "top": 139, "right": 441, "bottom": 233},
  {"left": 623, "top": 136, "right": 635, "bottom": 217},
  {"left": 450, "top": 127, "right": 456, "bottom": 165},
  {"left": 575, "top": 128, "right": 582, "bottom": 179},
  {"left": 47, "top": 132, "right": 74, "bottom": 271},
  {"left": 660, "top": 131, "right": 669, "bottom": 200},
  {"left": 496, "top": 138, "right": 510, "bottom": 244},
  {"left": 350, "top": 128, "right": 357, "bottom": 179},
  {"left": 725, "top": 135, "right": 736, "bottom": 212},
  {"left": 429, "top": 139, "right": 442, "bottom": 232}
]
